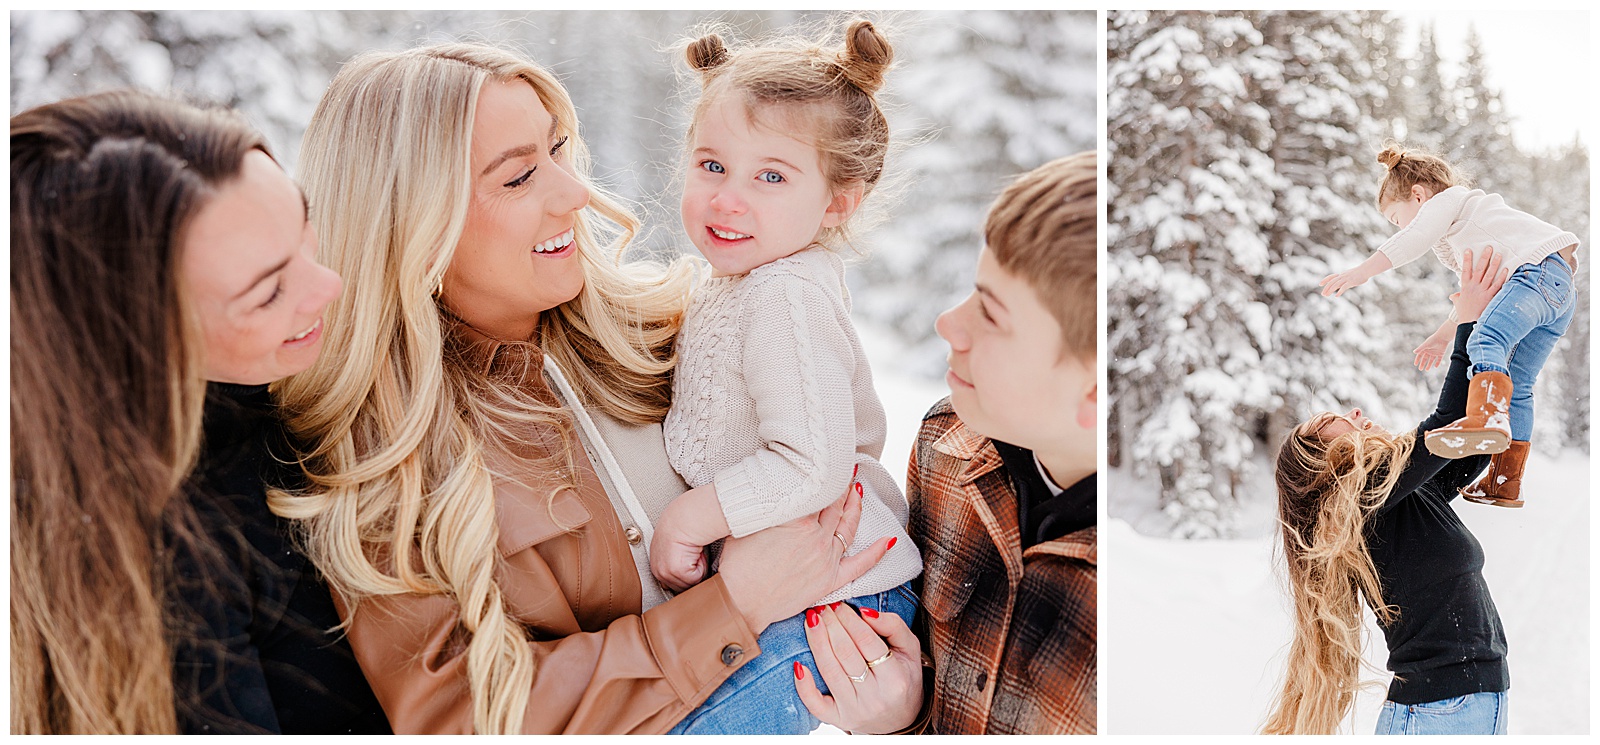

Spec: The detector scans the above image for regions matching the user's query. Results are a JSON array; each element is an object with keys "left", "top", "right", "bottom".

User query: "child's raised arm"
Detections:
[
  {"left": 1319, "top": 251, "right": 1394, "bottom": 297},
  {"left": 1376, "top": 184, "right": 1469, "bottom": 269}
]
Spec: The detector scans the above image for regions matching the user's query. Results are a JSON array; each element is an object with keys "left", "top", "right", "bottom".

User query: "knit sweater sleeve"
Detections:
[
  {"left": 1377, "top": 185, "right": 1469, "bottom": 269},
  {"left": 713, "top": 273, "right": 859, "bottom": 538}
]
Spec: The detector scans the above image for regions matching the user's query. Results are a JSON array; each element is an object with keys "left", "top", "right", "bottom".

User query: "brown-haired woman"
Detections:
[
  {"left": 1264, "top": 246, "right": 1515, "bottom": 735},
  {"left": 10, "top": 90, "right": 385, "bottom": 734}
]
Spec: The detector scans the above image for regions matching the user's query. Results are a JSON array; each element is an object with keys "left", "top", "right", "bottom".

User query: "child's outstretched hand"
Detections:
[
  {"left": 1319, "top": 253, "right": 1394, "bottom": 297},
  {"left": 1413, "top": 329, "right": 1450, "bottom": 371},
  {"left": 1319, "top": 267, "right": 1369, "bottom": 297}
]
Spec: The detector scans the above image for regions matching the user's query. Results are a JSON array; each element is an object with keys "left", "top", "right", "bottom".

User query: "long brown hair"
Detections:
[
  {"left": 1262, "top": 415, "right": 1415, "bottom": 734},
  {"left": 10, "top": 90, "right": 265, "bottom": 733}
]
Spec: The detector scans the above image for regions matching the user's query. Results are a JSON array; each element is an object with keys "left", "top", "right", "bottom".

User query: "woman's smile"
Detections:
[{"left": 533, "top": 228, "right": 575, "bottom": 255}]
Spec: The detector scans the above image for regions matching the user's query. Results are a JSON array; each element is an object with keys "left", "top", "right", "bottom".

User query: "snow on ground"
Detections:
[{"left": 1105, "top": 449, "right": 1590, "bottom": 734}]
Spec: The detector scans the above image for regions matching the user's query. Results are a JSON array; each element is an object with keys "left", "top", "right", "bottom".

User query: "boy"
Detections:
[
  {"left": 797, "top": 152, "right": 1097, "bottom": 734},
  {"left": 908, "top": 152, "right": 1098, "bottom": 733}
]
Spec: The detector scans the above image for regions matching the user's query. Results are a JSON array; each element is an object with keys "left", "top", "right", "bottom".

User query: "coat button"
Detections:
[
  {"left": 976, "top": 671, "right": 988, "bottom": 690},
  {"left": 720, "top": 644, "right": 744, "bottom": 666},
  {"left": 624, "top": 526, "right": 643, "bottom": 545}
]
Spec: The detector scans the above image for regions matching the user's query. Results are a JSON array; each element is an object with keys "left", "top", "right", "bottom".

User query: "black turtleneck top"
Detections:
[
  {"left": 1367, "top": 322, "right": 1507, "bottom": 705},
  {"left": 169, "top": 383, "right": 390, "bottom": 734}
]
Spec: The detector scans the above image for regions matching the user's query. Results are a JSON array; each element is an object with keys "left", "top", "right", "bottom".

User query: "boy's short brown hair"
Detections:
[{"left": 983, "top": 151, "right": 1096, "bottom": 360}]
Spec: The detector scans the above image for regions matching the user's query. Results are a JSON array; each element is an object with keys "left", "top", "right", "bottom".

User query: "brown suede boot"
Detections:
[
  {"left": 1425, "top": 370, "right": 1513, "bottom": 458},
  {"left": 1461, "top": 440, "right": 1531, "bottom": 508}
]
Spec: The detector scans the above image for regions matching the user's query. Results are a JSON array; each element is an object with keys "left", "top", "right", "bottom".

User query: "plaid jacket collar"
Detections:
[
  {"left": 931, "top": 417, "right": 1005, "bottom": 483},
  {"left": 929, "top": 421, "right": 1097, "bottom": 567}
]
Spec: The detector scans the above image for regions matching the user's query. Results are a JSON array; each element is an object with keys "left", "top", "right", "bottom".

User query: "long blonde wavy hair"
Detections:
[
  {"left": 269, "top": 43, "right": 693, "bottom": 734},
  {"left": 1262, "top": 415, "right": 1415, "bottom": 734}
]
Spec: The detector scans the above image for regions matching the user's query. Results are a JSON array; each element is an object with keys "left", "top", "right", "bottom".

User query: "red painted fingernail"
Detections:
[
  {"left": 855, "top": 482, "right": 863, "bottom": 497},
  {"left": 794, "top": 661, "right": 805, "bottom": 680},
  {"left": 806, "top": 608, "right": 820, "bottom": 627},
  {"left": 887, "top": 537, "right": 897, "bottom": 550},
  {"left": 861, "top": 607, "right": 880, "bottom": 618},
  {"left": 853, "top": 464, "right": 859, "bottom": 479}
]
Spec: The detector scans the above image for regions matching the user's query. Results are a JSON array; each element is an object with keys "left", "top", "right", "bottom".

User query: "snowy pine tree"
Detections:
[
  {"left": 1255, "top": 10, "right": 1428, "bottom": 442},
  {"left": 860, "top": 10, "right": 1097, "bottom": 376},
  {"left": 10, "top": 10, "right": 356, "bottom": 167},
  {"left": 1404, "top": 22, "right": 1453, "bottom": 151},
  {"left": 1108, "top": 10, "right": 1285, "bottom": 538},
  {"left": 1443, "top": 26, "right": 1521, "bottom": 192}
]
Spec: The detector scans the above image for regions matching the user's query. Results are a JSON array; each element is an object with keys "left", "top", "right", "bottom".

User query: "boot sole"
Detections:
[
  {"left": 1425, "top": 430, "right": 1509, "bottom": 458},
  {"left": 1463, "top": 494, "right": 1524, "bottom": 508}
]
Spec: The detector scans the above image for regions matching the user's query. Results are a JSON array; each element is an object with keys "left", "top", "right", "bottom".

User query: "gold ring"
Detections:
[
  {"left": 847, "top": 669, "right": 868, "bottom": 683},
  {"left": 833, "top": 532, "right": 848, "bottom": 552},
  {"left": 864, "top": 649, "right": 893, "bottom": 669}
]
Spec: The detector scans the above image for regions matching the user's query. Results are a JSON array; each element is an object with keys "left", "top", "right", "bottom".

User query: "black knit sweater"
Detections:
[
  {"left": 1367, "top": 322, "right": 1508, "bottom": 705},
  {"left": 169, "top": 383, "right": 389, "bottom": 733}
]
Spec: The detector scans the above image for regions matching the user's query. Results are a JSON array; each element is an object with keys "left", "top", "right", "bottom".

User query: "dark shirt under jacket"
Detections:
[
  {"left": 993, "top": 440, "right": 1096, "bottom": 548},
  {"left": 170, "top": 383, "right": 390, "bottom": 734},
  {"left": 1367, "top": 322, "right": 1508, "bottom": 705}
]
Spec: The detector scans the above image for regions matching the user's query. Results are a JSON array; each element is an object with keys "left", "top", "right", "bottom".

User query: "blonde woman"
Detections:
[
  {"left": 272, "top": 43, "right": 884, "bottom": 734},
  {"left": 1265, "top": 247, "right": 1515, "bottom": 735}
]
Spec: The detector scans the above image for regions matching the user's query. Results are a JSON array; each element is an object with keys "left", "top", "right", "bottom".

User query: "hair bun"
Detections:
[
  {"left": 838, "top": 20, "right": 892, "bottom": 94},
  {"left": 687, "top": 33, "right": 730, "bottom": 76},
  {"left": 1377, "top": 146, "right": 1405, "bottom": 170}
]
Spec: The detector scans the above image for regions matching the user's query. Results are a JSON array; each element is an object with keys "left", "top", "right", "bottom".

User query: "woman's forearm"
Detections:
[
  {"left": 1382, "top": 323, "right": 1477, "bottom": 510},
  {"left": 339, "top": 577, "right": 759, "bottom": 734}
]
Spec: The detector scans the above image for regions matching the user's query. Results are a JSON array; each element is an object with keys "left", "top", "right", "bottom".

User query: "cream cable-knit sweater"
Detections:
[
  {"left": 665, "top": 247, "right": 921, "bottom": 605},
  {"left": 1378, "top": 185, "right": 1579, "bottom": 274}
]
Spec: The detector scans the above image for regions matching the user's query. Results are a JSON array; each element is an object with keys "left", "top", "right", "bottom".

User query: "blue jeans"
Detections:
[
  {"left": 1376, "top": 691, "right": 1509, "bottom": 735},
  {"left": 668, "top": 582, "right": 919, "bottom": 735},
  {"left": 1466, "top": 253, "right": 1576, "bottom": 442}
]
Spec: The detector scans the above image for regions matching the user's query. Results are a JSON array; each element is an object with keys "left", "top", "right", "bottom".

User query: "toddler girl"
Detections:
[
  {"left": 1319, "top": 144, "right": 1579, "bottom": 507},
  {"left": 652, "top": 20, "right": 923, "bottom": 734}
]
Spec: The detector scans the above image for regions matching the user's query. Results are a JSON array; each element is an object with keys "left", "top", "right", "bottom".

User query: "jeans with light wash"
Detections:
[
  {"left": 1376, "top": 691, "right": 1509, "bottom": 735},
  {"left": 1465, "top": 253, "right": 1576, "bottom": 442},
  {"left": 668, "top": 582, "right": 919, "bottom": 735}
]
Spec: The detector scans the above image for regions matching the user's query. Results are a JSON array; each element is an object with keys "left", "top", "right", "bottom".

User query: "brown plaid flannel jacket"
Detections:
[{"left": 907, "top": 398, "right": 1096, "bottom": 734}]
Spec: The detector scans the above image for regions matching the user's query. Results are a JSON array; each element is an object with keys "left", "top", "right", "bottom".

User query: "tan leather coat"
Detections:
[{"left": 337, "top": 340, "right": 761, "bottom": 733}]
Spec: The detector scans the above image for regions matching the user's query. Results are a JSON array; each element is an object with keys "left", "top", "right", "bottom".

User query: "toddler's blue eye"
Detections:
[
  {"left": 758, "top": 171, "right": 784, "bottom": 184},
  {"left": 701, "top": 160, "right": 725, "bottom": 174}
]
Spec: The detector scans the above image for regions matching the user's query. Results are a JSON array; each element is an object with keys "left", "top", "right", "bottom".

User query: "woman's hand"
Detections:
[
  {"left": 1451, "top": 245, "right": 1510, "bottom": 323},
  {"left": 717, "top": 476, "right": 890, "bottom": 634},
  {"left": 795, "top": 602, "right": 924, "bottom": 734},
  {"left": 1413, "top": 328, "right": 1450, "bottom": 371}
]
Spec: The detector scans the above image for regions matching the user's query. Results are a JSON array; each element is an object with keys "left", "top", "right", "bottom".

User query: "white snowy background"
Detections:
[
  {"left": 1106, "top": 10, "right": 1589, "bottom": 735},
  {"left": 9, "top": 9, "right": 1096, "bottom": 382}
]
